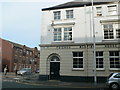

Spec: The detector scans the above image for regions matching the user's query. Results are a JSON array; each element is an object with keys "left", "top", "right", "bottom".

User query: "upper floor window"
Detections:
[
  {"left": 19, "top": 49, "right": 23, "bottom": 54},
  {"left": 53, "top": 28, "right": 62, "bottom": 41},
  {"left": 26, "top": 50, "right": 29, "bottom": 55},
  {"left": 14, "top": 55, "right": 18, "bottom": 63},
  {"left": 64, "top": 27, "right": 72, "bottom": 41},
  {"left": 103, "top": 24, "right": 114, "bottom": 39},
  {"left": 53, "top": 27, "right": 73, "bottom": 42},
  {"left": 108, "top": 5, "right": 117, "bottom": 15},
  {"left": 16, "top": 48, "right": 18, "bottom": 53},
  {"left": 66, "top": 10, "right": 73, "bottom": 19},
  {"left": 54, "top": 11, "right": 61, "bottom": 20},
  {"left": 96, "top": 7, "right": 102, "bottom": 16},
  {"left": 14, "top": 47, "right": 18, "bottom": 53},
  {"left": 103, "top": 24, "right": 120, "bottom": 40},
  {"left": 30, "top": 51, "right": 32, "bottom": 56}
]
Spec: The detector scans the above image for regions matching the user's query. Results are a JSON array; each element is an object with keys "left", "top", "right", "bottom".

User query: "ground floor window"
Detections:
[
  {"left": 96, "top": 51, "right": 104, "bottom": 69},
  {"left": 109, "top": 51, "right": 120, "bottom": 68},
  {"left": 116, "top": 29, "right": 120, "bottom": 39},
  {"left": 73, "top": 52, "right": 83, "bottom": 69}
]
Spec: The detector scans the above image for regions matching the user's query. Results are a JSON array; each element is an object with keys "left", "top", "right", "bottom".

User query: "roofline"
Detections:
[
  {"left": 42, "top": 1, "right": 118, "bottom": 11},
  {"left": 1, "top": 38, "right": 34, "bottom": 50}
]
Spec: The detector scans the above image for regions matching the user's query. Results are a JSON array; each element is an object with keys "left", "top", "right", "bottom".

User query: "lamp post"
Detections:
[{"left": 91, "top": 0, "right": 97, "bottom": 84}]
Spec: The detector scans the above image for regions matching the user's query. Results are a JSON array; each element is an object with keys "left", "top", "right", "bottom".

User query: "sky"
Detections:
[{"left": 0, "top": 0, "right": 73, "bottom": 49}]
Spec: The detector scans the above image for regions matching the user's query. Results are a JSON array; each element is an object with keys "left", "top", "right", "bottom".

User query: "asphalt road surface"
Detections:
[
  {"left": 2, "top": 81, "right": 109, "bottom": 90},
  {"left": 2, "top": 73, "right": 109, "bottom": 90},
  {"left": 2, "top": 81, "right": 62, "bottom": 88}
]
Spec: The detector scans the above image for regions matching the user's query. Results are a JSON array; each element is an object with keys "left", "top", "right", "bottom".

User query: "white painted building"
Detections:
[{"left": 40, "top": 0, "right": 120, "bottom": 82}]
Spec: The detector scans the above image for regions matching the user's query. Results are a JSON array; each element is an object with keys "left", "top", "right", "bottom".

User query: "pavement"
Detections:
[{"left": 2, "top": 72, "right": 108, "bottom": 88}]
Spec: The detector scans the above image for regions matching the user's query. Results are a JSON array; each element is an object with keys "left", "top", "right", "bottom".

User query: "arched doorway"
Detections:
[{"left": 50, "top": 55, "right": 60, "bottom": 80}]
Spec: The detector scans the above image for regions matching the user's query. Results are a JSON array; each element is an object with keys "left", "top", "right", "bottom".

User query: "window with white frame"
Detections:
[
  {"left": 116, "top": 29, "right": 120, "bottom": 39},
  {"left": 53, "top": 28, "right": 62, "bottom": 41},
  {"left": 64, "top": 27, "right": 72, "bottom": 41},
  {"left": 108, "top": 5, "right": 117, "bottom": 15},
  {"left": 96, "top": 51, "right": 104, "bottom": 68},
  {"left": 14, "top": 55, "right": 18, "bottom": 63},
  {"left": 15, "top": 47, "right": 18, "bottom": 53},
  {"left": 30, "top": 51, "right": 32, "bottom": 56},
  {"left": 103, "top": 24, "right": 120, "bottom": 40},
  {"left": 54, "top": 11, "right": 61, "bottom": 20},
  {"left": 109, "top": 51, "right": 120, "bottom": 68},
  {"left": 96, "top": 7, "right": 102, "bottom": 16},
  {"left": 19, "top": 49, "right": 23, "bottom": 54},
  {"left": 53, "top": 27, "right": 73, "bottom": 42},
  {"left": 103, "top": 24, "right": 114, "bottom": 39},
  {"left": 26, "top": 50, "right": 29, "bottom": 55},
  {"left": 73, "top": 52, "right": 83, "bottom": 69},
  {"left": 66, "top": 10, "right": 73, "bottom": 19}
]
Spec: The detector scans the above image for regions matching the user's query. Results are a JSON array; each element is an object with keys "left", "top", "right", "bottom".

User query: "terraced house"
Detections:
[
  {"left": 1, "top": 38, "right": 40, "bottom": 72},
  {"left": 39, "top": 0, "right": 120, "bottom": 82}
]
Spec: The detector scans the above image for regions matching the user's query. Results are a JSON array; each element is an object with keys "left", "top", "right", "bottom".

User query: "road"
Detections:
[
  {"left": 2, "top": 81, "right": 63, "bottom": 88},
  {"left": 2, "top": 73, "right": 110, "bottom": 90},
  {"left": 2, "top": 81, "right": 109, "bottom": 90}
]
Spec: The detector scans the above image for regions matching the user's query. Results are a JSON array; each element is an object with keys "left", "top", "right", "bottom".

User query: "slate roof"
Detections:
[{"left": 42, "top": 0, "right": 119, "bottom": 11}]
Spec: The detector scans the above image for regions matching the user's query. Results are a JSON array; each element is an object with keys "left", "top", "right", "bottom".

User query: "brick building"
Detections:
[
  {"left": 1, "top": 38, "right": 13, "bottom": 72},
  {"left": 1, "top": 38, "right": 40, "bottom": 72}
]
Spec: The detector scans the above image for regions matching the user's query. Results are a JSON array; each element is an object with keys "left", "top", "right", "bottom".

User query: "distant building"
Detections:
[
  {"left": 40, "top": 0, "right": 120, "bottom": 82},
  {"left": 1, "top": 38, "right": 40, "bottom": 72},
  {"left": 1, "top": 38, "right": 13, "bottom": 72}
]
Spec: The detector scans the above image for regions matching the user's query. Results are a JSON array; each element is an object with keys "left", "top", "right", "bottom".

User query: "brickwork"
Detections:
[{"left": 0, "top": 38, "right": 40, "bottom": 72}]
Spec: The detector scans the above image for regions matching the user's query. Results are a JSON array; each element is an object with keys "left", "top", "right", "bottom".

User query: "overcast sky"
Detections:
[{"left": 0, "top": 0, "right": 73, "bottom": 49}]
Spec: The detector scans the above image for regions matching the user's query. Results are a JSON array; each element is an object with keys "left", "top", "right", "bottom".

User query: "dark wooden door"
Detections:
[{"left": 50, "top": 62, "right": 60, "bottom": 80}]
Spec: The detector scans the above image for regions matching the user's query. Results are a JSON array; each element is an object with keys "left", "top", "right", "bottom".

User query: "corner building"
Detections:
[{"left": 40, "top": 0, "right": 120, "bottom": 82}]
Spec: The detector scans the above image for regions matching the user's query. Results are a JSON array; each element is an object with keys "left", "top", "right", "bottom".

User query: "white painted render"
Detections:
[
  {"left": 40, "top": 1, "right": 120, "bottom": 79},
  {"left": 41, "top": 3, "right": 120, "bottom": 44}
]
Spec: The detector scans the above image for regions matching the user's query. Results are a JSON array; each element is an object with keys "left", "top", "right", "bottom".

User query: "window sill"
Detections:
[
  {"left": 106, "top": 14, "right": 119, "bottom": 17},
  {"left": 94, "top": 16, "right": 104, "bottom": 18},
  {"left": 72, "top": 68, "right": 84, "bottom": 71},
  {"left": 96, "top": 68, "right": 105, "bottom": 71},
  {"left": 52, "top": 19, "right": 62, "bottom": 21},
  {"left": 102, "top": 39, "right": 119, "bottom": 42},
  {"left": 52, "top": 41, "right": 74, "bottom": 44},
  {"left": 109, "top": 68, "right": 120, "bottom": 71},
  {"left": 64, "top": 18, "right": 75, "bottom": 20},
  {"left": 52, "top": 18, "right": 76, "bottom": 21}
]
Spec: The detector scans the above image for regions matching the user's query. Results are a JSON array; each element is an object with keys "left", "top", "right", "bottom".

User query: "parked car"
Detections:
[
  {"left": 106, "top": 73, "right": 120, "bottom": 90},
  {"left": 17, "top": 68, "right": 32, "bottom": 76},
  {"left": 35, "top": 69, "right": 39, "bottom": 73}
]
